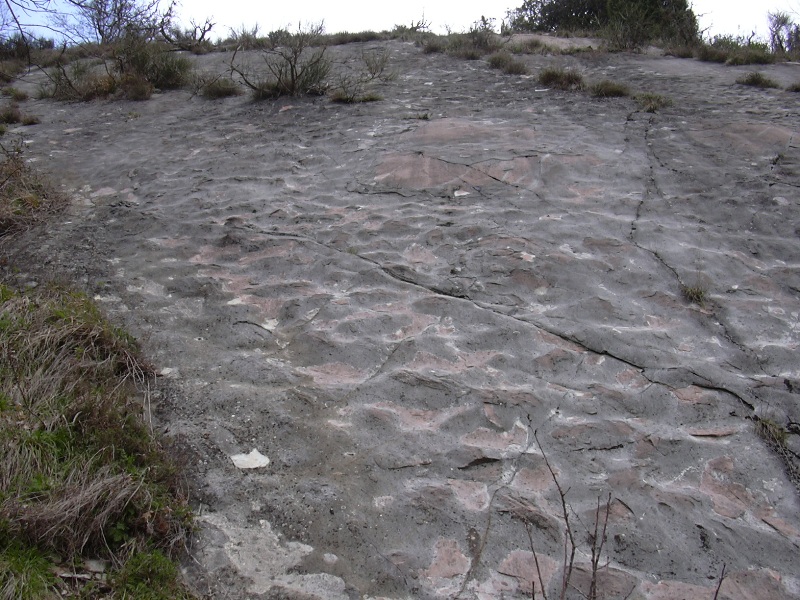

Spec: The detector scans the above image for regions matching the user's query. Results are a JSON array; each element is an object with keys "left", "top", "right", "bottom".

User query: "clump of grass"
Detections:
[
  {"left": 681, "top": 284, "right": 707, "bottom": 305},
  {"left": 664, "top": 44, "right": 695, "bottom": 58},
  {"left": 487, "top": 51, "right": 513, "bottom": 70},
  {"left": 736, "top": 71, "right": 780, "bottom": 89},
  {"left": 0, "top": 102, "right": 21, "bottom": 124},
  {"left": 503, "top": 60, "right": 529, "bottom": 75},
  {"left": 537, "top": 67, "right": 583, "bottom": 90},
  {"left": 191, "top": 73, "right": 242, "bottom": 99},
  {"left": 755, "top": 418, "right": 788, "bottom": 446},
  {"left": 787, "top": 82, "right": 800, "bottom": 92},
  {"left": 120, "top": 73, "right": 154, "bottom": 100},
  {"left": 0, "top": 142, "right": 63, "bottom": 236},
  {"left": 422, "top": 37, "right": 446, "bottom": 54},
  {"left": 0, "top": 543, "right": 58, "bottom": 599},
  {"left": 590, "top": 79, "right": 630, "bottom": 97},
  {"left": 487, "top": 52, "right": 529, "bottom": 75},
  {"left": 202, "top": 77, "right": 242, "bottom": 99},
  {"left": 636, "top": 92, "right": 672, "bottom": 112},
  {"left": 1, "top": 87, "right": 28, "bottom": 101},
  {"left": 0, "top": 59, "right": 26, "bottom": 84},
  {"left": 112, "top": 550, "right": 194, "bottom": 599},
  {"left": 330, "top": 89, "right": 382, "bottom": 103}
]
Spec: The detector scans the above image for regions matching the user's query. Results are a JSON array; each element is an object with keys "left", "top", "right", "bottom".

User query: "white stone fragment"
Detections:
[{"left": 231, "top": 449, "right": 270, "bottom": 469}]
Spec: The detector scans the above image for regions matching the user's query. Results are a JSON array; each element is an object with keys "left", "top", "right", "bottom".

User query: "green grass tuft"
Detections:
[
  {"left": 681, "top": 284, "right": 707, "bottom": 305},
  {"left": 590, "top": 80, "right": 630, "bottom": 97},
  {"left": 538, "top": 67, "right": 583, "bottom": 90}
]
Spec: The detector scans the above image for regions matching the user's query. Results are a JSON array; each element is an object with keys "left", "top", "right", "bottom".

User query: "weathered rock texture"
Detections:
[{"left": 5, "top": 38, "right": 800, "bottom": 599}]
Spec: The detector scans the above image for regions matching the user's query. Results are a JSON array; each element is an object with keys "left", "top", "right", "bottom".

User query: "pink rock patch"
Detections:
[
  {"left": 511, "top": 465, "right": 555, "bottom": 495},
  {"left": 421, "top": 538, "right": 470, "bottom": 579},
  {"left": 447, "top": 479, "right": 490, "bottom": 511},
  {"left": 700, "top": 456, "right": 754, "bottom": 519},
  {"left": 462, "top": 421, "right": 529, "bottom": 457},
  {"left": 673, "top": 386, "right": 719, "bottom": 405},
  {"left": 687, "top": 425, "right": 741, "bottom": 438},
  {"left": 366, "top": 402, "right": 470, "bottom": 432},
  {"left": 374, "top": 153, "right": 493, "bottom": 190},
  {"left": 297, "top": 362, "right": 368, "bottom": 386},
  {"left": 640, "top": 579, "right": 711, "bottom": 599},
  {"left": 720, "top": 568, "right": 794, "bottom": 600},
  {"left": 496, "top": 550, "right": 558, "bottom": 597}
]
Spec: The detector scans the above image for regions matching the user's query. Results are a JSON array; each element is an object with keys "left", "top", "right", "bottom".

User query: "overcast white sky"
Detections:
[{"left": 173, "top": 0, "right": 799, "bottom": 40}]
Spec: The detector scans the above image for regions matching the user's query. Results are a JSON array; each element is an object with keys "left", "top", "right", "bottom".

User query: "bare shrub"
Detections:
[
  {"left": 525, "top": 430, "right": 619, "bottom": 600},
  {"left": 230, "top": 22, "right": 331, "bottom": 98}
]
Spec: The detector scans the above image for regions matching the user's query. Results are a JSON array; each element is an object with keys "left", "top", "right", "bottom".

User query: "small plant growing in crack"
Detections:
[{"left": 681, "top": 284, "right": 708, "bottom": 306}]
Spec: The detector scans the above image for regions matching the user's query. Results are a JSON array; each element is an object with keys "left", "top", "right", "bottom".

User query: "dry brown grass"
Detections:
[{"left": 0, "top": 142, "right": 65, "bottom": 237}]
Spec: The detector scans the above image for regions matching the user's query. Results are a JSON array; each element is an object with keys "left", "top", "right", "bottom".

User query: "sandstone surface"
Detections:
[{"left": 4, "top": 39, "right": 800, "bottom": 599}]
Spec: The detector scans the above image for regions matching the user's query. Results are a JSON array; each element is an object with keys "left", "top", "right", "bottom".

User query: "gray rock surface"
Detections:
[{"left": 4, "top": 39, "right": 800, "bottom": 599}]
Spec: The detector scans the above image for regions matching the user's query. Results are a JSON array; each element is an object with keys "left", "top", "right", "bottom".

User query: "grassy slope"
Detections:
[{"left": 0, "top": 144, "right": 195, "bottom": 599}]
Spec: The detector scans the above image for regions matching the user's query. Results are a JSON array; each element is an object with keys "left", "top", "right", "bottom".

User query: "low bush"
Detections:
[
  {"left": 44, "top": 61, "right": 118, "bottom": 101},
  {"left": 329, "top": 48, "right": 393, "bottom": 103},
  {"left": 736, "top": 71, "right": 780, "bottom": 88},
  {"left": 664, "top": 44, "right": 695, "bottom": 58},
  {"left": 487, "top": 52, "right": 513, "bottom": 69},
  {"left": 120, "top": 73, "right": 154, "bottom": 100},
  {"left": 231, "top": 22, "right": 331, "bottom": 98},
  {"left": 507, "top": 38, "right": 554, "bottom": 55},
  {"left": 590, "top": 79, "right": 630, "bottom": 97},
  {"left": 319, "top": 31, "right": 385, "bottom": 45},
  {"left": 538, "top": 67, "right": 583, "bottom": 90},
  {"left": 389, "top": 16, "right": 432, "bottom": 42},
  {"left": 422, "top": 38, "right": 446, "bottom": 54},
  {"left": 145, "top": 50, "right": 193, "bottom": 89},
  {"left": 423, "top": 17, "right": 503, "bottom": 60},
  {"left": 696, "top": 35, "right": 774, "bottom": 65}
]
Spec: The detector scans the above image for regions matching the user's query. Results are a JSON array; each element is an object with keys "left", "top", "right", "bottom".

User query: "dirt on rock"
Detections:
[{"left": 3, "top": 39, "right": 800, "bottom": 599}]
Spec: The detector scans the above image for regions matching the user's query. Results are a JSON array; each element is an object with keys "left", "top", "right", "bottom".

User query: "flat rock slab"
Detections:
[{"left": 6, "top": 41, "right": 800, "bottom": 599}]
